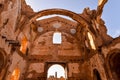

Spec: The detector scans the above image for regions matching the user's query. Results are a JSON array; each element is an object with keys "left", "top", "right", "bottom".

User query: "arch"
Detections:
[
  {"left": 107, "top": 50, "right": 120, "bottom": 80},
  {"left": 93, "top": 69, "right": 102, "bottom": 80},
  {"left": 47, "top": 64, "right": 67, "bottom": 79},
  {"left": 21, "top": 9, "right": 89, "bottom": 30},
  {"left": 31, "top": 9, "right": 88, "bottom": 25}
]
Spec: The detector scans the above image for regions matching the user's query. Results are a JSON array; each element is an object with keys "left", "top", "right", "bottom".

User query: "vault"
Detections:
[{"left": 22, "top": 8, "right": 89, "bottom": 30}]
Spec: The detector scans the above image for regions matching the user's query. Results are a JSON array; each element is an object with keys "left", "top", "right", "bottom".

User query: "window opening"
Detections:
[
  {"left": 53, "top": 32, "right": 62, "bottom": 44},
  {"left": 93, "top": 69, "right": 102, "bottom": 80},
  {"left": 87, "top": 32, "right": 96, "bottom": 50},
  {"left": 47, "top": 64, "right": 66, "bottom": 79},
  {"left": 10, "top": 67, "right": 20, "bottom": 80},
  {"left": 20, "top": 36, "right": 28, "bottom": 54}
]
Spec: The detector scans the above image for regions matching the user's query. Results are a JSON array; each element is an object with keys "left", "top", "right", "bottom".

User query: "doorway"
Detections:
[
  {"left": 109, "top": 52, "right": 120, "bottom": 80},
  {"left": 93, "top": 69, "right": 102, "bottom": 80},
  {"left": 46, "top": 63, "right": 67, "bottom": 80}
]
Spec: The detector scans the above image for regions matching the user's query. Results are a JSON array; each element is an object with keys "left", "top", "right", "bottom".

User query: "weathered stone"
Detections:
[{"left": 0, "top": 0, "right": 120, "bottom": 80}]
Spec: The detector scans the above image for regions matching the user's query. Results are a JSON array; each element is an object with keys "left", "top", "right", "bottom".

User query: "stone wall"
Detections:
[{"left": 0, "top": 0, "right": 120, "bottom": 80}]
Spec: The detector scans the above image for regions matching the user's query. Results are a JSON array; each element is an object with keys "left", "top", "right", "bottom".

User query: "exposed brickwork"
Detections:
[{"left": 0, "top": 0, "right": 120, "bottom": 80}]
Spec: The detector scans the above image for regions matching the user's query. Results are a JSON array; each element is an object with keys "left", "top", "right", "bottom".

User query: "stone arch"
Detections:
[
  {"left": 46, "top": 62, "right": 67, "bottom": 79},
  {"left": 21, "top": 8, "right": 90, "bottom": 31},
  {"left": 93, "top": 69, "right": 102, "bottom": 80},
  {"left": 46, "top": 63, "right": 66, "bottom": 71},
  {"left": 106, "top": 49, "right": 120, "bottom": 80}
]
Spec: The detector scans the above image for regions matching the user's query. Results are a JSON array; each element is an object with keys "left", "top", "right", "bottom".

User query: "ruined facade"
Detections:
[{"left": 0, "top": 0, "right": 120, "bottom": 80}]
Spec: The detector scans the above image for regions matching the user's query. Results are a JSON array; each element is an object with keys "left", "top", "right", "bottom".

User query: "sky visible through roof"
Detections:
[
  {"left": 25, "top": 0, "right": 120, "bottom": 78},
  {"left": 25, "top": 0, "right": 120, "bottom": 38}
]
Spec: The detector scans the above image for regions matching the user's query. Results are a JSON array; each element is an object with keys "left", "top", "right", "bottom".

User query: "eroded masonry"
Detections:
[{"left": 0, "top": 0, "right": 120, "bottom": 80}]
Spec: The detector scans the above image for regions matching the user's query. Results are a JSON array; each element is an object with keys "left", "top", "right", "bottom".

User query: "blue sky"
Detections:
[
  {"left": 47, "top": 64, "right": 65, "bottom": 78},
  {"left": 25, "top": 0, "right": 120, "bottom": 38}
]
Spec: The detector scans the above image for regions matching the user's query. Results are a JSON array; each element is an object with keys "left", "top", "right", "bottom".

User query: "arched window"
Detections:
[
  {"left": 20, "top": 36, "right": 28, "bottom": 54},
  {"left": 47, "top": 64, "right": 66, "bottom": 79},
  {"left": 10, "top": 67, "right": 20, "bottom": 80},
  {"left": 93, "top": 69, "right": 101, "bottom": 80},
  {"left": 53, "top": 32, "right": 62, "bottom": 44}
]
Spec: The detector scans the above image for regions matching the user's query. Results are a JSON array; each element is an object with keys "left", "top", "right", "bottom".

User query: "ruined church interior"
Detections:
[{"left": 0, "top": 0, "right": 120, "bottom": 80}]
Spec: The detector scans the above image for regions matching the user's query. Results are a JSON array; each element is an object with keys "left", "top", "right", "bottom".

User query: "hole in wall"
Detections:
[{"left": 47, "top": 64, "right": 67, "bottom": 79}]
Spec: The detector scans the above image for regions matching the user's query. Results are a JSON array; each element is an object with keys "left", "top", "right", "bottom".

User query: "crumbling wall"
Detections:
[
  {"left": 0, "top": 0, "right": 21, "bottom": 39},
  {"left": 102, "top": 37, "right": 120, "bottom": 80},
  {"left": 0, "top": 0, "right": 35, "bottom": 80},
  {"left": 80, "top": 54, "right": 107, "bottom": 80},
  {"left": 5, "top": 51, "right": 26, "bottom": 80}
]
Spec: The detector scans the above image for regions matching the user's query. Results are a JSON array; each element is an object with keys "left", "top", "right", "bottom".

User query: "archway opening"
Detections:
[
  {"left": 109, "top": 52, "right": 120, "bottom": 80},
  {"left": 47, "top": 64, "right": 66, "bottom": 79},
  {"left": 93, "top": 69, "right": 101, "bottom": 80}
]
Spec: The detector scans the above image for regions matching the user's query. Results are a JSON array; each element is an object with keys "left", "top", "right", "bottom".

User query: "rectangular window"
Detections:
[{"left": 53, "top": 32, "right": 62, "bottom": 44}]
